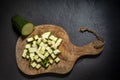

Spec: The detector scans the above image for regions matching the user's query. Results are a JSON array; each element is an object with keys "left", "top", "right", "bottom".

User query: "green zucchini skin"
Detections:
[{"left": 12, "top": 15, "right": 34, "bottom": 36}]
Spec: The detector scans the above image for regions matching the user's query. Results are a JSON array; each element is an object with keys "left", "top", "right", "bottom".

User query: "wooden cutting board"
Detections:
[{"left": 16, "top": 24, "right": 105, "bottom": 75}]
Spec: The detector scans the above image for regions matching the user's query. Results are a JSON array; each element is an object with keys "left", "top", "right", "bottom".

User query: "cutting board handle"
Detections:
[{"left": 74, "top": 27, "right": 105, "bottom": 58}]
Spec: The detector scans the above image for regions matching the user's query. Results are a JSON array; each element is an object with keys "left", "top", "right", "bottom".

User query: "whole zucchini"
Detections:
[{"left": 12, "top": 15, "right": 34, "bottom": 36}]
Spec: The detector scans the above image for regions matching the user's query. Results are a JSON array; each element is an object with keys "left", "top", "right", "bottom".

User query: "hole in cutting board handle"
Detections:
[
  {"left": 74, "top": 27, "right": 105, "bottom": 57},
  {"left": 79, "top": 27, "right": 104, "bottom": 48}
]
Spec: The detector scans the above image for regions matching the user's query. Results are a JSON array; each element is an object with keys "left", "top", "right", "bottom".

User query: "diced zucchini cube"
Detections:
[
  {"left": 34, "top": 55, "right": 39, "bottom": 61},
  {"left": 37, "top": 51, "right": 45, "bottom": 55},
  {"left": 23, "top": 49, "right": 28, "bottom": 53},
  {"left": 46, "top": 47, "right": 52, "bottom": 54},
  {"left": 49, "top": 35, "right": 54, "bottom": 40},
  {"left": 56, "top": 38, "right": 62, "bottom": 43},
  {"left": 39, "top": 48, "right": 45, "bottom": 55},
  {"left": 54, "top": 49, "right": 61, "bottom": 55},
  {"left": 48, "top": 40, "right": 55, "bottom": 46},
  {"left": 44, "top": 52, "right": 49, "bottom": 57},
  {"left": 30, "top": 62, "right": 37, "bottom": 68},
  {"left": 25, "top": 44, "right": 31, "bottom": 48},
  {"left": 42, "top": 38, "right": 47, "bottom": 43},
  {"left": 22, "top": 52, "right": 27, "bottom": 58},
  {"left": 39, "top": 42, "right": 44, "bottom": 47},
  {"left": 51, "top": 44, "right": 57, "bottom": 49},
  {"left": 49, "top": 58, "right": 54, "bottom": 64},
  {"left": 53, "top": 37, "right": 58, "bottom": 42},
  {"left": 44, "top": 44, "right": 48, "bottom": 48},
  {"left": 51, "top": 41, "right": 55, "bottom": 45},
  {"left": 37, "top": 47, "right": 42, "bottom": 54},
  {"left": 28, "top": 48, "right": 37, "bottom": 53},
  {"left": 34, "top": 35, "right": 39, "bottom": 40},
  {"left": 22, "top": 49, "right": 28, "bottom": 58},
  {"left": 41, "top": 32, "right": 51, "bottom": 39},
  {"left": 55, "top": 42, "right": 59, "bottom": 47},
  {"left": 36, "top": 64, "right": 41, "bottom": 69},
  {"left": 33, "top": 41, "right": 37, "bottom": 45},
  {"left": 55, "top": 57, "right": 60, "bottom": 63},
  {"left": 32, "top": 44, "right": 37, "bottom": 48},
  {"left": 27, "top": 37, "right": 34, "bottom": 42},
  {"left": 38, "top": 46, "right": 42, "bottom": 51},
  {"left": 51, "top": 38, "right": 62, "bottom": 49},
  {"left": 48, "top": 40, "right": 52, "bottom": 45},
  {"left": 37, "top": 38, "right": 42, "bottom": 45},
  {"left": 45, "top": 63, "right": 49, "bottom": 68},
  {"left": 36, "top": 50, "right": 39, "bottom": 55},
  {"left": 55, "top": 38, "right": 62, "bottom": 46},
  {"left": 51, "top": 53, "right": 56, "bottom": 59},
  {"left": 26, "top": 55, "right": 30, "bottom": 59},
  {"left": 30, "top": 58, "right": 34, "bottom": 61},
  {"left": 41, "top": 46, "right": 46, "bottom": 52},
  {"left": 30, "top": 53, "right": 35, "bottom": 61},
  {"left": 38, "top": 53, "right": 45, "bottom": 60},
  {"left": 49, "top": 35, "right": 57, "bottom": 42},
  {"left": 32, "top": 41, "right": 37, "bottom": 48},
  {"left": 36, "top": 58, "right": 42, "bottom": 63}
]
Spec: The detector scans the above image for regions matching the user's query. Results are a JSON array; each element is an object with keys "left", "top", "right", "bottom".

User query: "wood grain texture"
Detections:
[{"left": 16, "top": 24, "right": 105, "bottom": 75}]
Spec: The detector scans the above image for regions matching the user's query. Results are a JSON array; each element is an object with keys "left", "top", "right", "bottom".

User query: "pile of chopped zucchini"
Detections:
[{"left": 22, "top": 32, "right": 62, "bottom": 69}]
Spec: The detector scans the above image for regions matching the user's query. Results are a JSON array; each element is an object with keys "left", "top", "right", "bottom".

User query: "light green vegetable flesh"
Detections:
[
  {"left": 12, "top": 15, "right": 34, "bottom": 36},
  {"left": 22, "top": 32, "right": 62, "bottom": 69}
]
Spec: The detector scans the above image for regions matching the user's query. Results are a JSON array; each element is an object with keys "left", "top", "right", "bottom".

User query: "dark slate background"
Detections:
[{"left": 0, "top": 0, "right": 120, "bottom": 80}]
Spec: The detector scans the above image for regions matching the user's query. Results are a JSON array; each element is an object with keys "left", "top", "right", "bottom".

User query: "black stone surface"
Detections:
[{"left": 0, "top": 0, "right": 120, "bottom": 80}]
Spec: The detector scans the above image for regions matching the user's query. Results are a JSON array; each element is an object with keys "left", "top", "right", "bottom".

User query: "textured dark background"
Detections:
[{"left": 0, "top": 0, "right": 120, "bottom": 80}]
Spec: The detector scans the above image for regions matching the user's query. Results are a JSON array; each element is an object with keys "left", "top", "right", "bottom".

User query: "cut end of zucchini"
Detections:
[{"left": 22, "top": 23, "right": 34, "bottom": 36}]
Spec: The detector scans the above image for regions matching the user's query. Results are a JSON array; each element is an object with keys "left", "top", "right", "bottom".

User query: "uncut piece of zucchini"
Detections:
[{"left": 12, "top": 15, "right": 34, "bottom": 36}]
